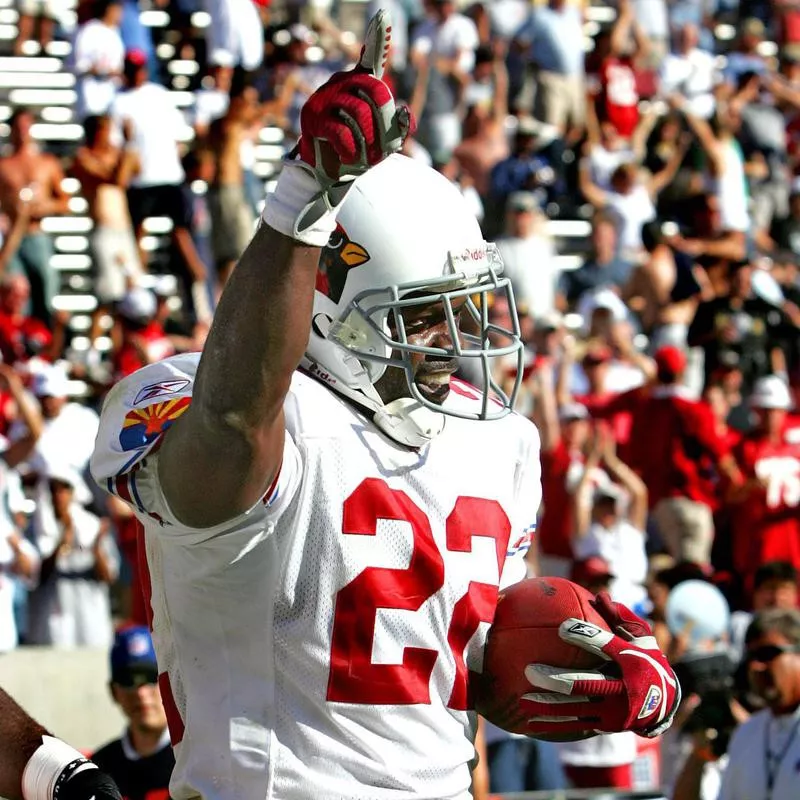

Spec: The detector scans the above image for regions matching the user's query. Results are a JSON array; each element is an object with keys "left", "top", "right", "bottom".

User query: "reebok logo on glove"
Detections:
[{"left": 566, "top": 621, "right": 603, "bottom": 638}]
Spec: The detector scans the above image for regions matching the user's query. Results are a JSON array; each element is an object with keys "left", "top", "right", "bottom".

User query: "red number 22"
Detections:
[{"left": 327, "top": 478, "right": 511, "bottom": 709}]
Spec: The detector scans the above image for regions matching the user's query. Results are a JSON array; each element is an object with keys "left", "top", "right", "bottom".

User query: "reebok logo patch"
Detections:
[
  {"left": 567, "top": 622, "right": 601, "bottom": 637},
  {"left": 638, "top": 685, "right": 662, "bottom": 718}
]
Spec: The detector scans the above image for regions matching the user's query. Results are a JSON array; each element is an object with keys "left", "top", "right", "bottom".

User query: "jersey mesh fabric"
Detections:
[{"left": 92, "top": 355, "right": 540, "bottom": 800}]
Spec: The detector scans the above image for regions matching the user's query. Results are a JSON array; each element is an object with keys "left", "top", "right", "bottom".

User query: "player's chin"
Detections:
[{"left": 415, "top": 377, "right": 451, "bottom": 405}]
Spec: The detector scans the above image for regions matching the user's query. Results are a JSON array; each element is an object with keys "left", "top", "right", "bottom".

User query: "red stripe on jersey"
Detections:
[
  {"left": 136, "top": 522, "right": 154, "bottom": 629},
  {"left": 115, "top": 474, "right": 134, "bottom": 506},
  {"left": 262, "top": 460, "right": 282, "bottom": 506},
  {"left": 158, "top": 672, "right": 185, "bottom": 745}
]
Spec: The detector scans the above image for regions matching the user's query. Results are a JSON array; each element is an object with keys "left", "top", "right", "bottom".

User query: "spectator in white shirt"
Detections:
[
  {"left": 111, "top": 50, "right": 208, "bottom": 305},
  {"left": 494, "top": 191, "right": 560, "bottom": 321},
  {"left": 411, "top": 0, "right": 479, "bottom": 164},
  {"left": 660, "top": 24, "right": 718, "bottom": 120},
  {"left": 28, "top": 462, "right": 118, "bottom": 648},
  {"left": 202, "top": 0, "right": 264, "bottom": 72},
  {"left": 72, "top": 0, "right": 126, "bottom": 119}
]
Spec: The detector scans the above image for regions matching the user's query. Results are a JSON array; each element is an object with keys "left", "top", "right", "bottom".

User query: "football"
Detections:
[{"left": 474, "top": 576, "right": 610, "bottom": 735}]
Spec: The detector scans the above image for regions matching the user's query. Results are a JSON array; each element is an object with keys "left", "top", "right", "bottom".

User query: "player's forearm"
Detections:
[
  {"left": 0, "top": 687, "right": 49, "bottom": 799},
  {"left": 192, "top": 223, "right": 320, "bottom": 435}
]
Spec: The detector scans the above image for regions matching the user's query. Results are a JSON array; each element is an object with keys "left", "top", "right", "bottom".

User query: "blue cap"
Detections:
[{"left": 110, "top": 626, "right": 158, "bottom": 686}]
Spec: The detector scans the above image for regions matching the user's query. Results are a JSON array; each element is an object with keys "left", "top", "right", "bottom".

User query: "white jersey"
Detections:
[{"left": 91, "top": 353, "right": 541, "bottom": 800}]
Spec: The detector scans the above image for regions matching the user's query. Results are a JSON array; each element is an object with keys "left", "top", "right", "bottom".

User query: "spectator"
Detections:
[
  {"left": 207, "top": 70, "right": 259, "bottom": 286},
  {"left": 202, "top": 0, "right": 264, "bottom": 72},
  {"left": 571, "top": 425, "right": 649, "bottom": 610},
  {"left": 513, "top": 0, "right": 586, "bottom": 139},
  {"left": 716, "top": 609, "right": 800, "bottom": 800},
  {"left": 70, "top": 114, "right": 143, "bottom": 308},
  {"left": 15, "top": 0, "right": 58, "bottom": 55},
  {"left": 660, "top": 23, "right": 718, "bottom": 120},
  {"left": 0, "top": 274, "right": 60, "bottom": 366},
  {"left": 0, "top": 108, "right": 71, "bottom": 324},
  {"left": 11, "top": 362, "right": 100, "bottom": 489},
  {"left": 730, "top": 561, "right": 799, "bottom": 659},
  {"left": 721, "top": 18, "right": 769, "bottom": 89},
  {"left": 452, "top": 44, "right": 510, "bottom": 197},
  {"left": 411, "top": 0, "right": 479, "bottom": 166},
  {"left": 110, "top": 50, "right": 208, "bottom": 302},
  {"left": 28, "top": 462, "right": 119, "bottom": 648},
  {"left": 592, "top": 345, "right": 743, "bottom": 567},
  {"left": 556, "top": 210, "right": 632, "bottom": 311},
  {"left": 494, "top": 191, "right": 559, "bottom": 321},
  {"left": 72, "top": 0, "right": 126, "bottom": 119},
  {"left": 688, "top": 260, "right": 798, "bottom": 392},
  {"left": 729, "top": 376, "right": 800, "bottom": 595},
  {"left": 92, "top": 627, "right": 175, "bottom": 799},
  {"left": 0, "top": 361, "right": 43, "bottom": 652},
  {"left": 112, "top": 287, "right": 175, "bottom": 381}
]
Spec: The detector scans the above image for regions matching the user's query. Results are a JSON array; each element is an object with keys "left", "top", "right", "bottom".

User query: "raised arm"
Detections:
[{"left": 156, "top": 11, "right": 410, "bottom": 528}]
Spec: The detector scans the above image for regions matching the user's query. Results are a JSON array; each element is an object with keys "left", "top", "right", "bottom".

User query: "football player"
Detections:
[
  {"left": 0, "top": 686, "right": 122, "bottom": 800},
  {"left": 88, "top": 11, "right": 680, "bottom": 799}
]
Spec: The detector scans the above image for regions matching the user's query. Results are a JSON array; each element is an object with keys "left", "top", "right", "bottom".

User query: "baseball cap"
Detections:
[
  {"left": 582, "top": 343, "right": 613, "bottom": 367},
  {"left": 118, "top": 287, "right": 156, "bottom": 324},
  {"left": 534, "top": 310, "right": 564, "bottom": 332},
  {"left": 124, "top": 48, "right": 147, "bottom": 68},
  {"left": 508, "top": 191, "right": 539, "bottom": 213},
  {"left": 742, "top": 17, "right": 765, "bottom": 38},
  {"left": 559, "top": 402, "right": 589, "bottom": 422},
  {"left": 654, "top": 345, "right": 687, "bottom": 379},
  {"left": 45, "top": 461, "right": 92, "bottom": 505},
  {"left": 111, "top": 626, "right": 159, "bottom": 687},
  {"left": 750, "top": 375, "right": 793, "bottom": 410},
  {"left": 572, "top": 556, "right": 614, "bottom": 584},
  {"left": 32, "top": 364, "right": 70, "bottom": 398}
]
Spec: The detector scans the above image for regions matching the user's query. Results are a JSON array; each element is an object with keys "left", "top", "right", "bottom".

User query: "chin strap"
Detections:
[{"left": 301, "top": 326, "right": 445, "bottom": 448}]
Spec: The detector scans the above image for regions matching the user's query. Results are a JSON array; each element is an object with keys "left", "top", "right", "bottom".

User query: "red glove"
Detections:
[
  {"left": 520, "top": 593, "right": 681, "bottom": 738},
  {"left": 296, "top": 10, "right": 411, "bottom": 184}
]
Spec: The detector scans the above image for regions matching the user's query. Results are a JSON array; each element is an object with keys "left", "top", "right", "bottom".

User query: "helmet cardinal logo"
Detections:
[{"left": 317, "top": 224, "right": 370, "bottom": 301}]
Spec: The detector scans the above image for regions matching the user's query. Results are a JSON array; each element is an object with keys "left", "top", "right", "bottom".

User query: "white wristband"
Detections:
[
  {"left": 261, "top": 159, "right": 341, "bottom": 247},
  {"left": 22, "top": 735, "right": 96, "bottom": 800}
]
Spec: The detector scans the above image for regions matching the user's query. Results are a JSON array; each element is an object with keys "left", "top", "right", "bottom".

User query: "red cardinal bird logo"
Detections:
[{"left": 316, "top": 224, "right": 370, "bottom": 300}]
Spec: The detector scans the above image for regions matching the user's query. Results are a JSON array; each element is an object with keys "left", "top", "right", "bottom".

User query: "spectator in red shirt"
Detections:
[
  {"left": 0, "top": 274, "right": 59, "bottom": 366},
  {"left": 592, "top": 345, "right": 742, "bottom": 566},
  {"left": 532, "top": 361, "right": 608, "bottom": 577},
  {"left": 730, "top": 376, "right": 800, "bottom": 595},
  {"left": 112, "top": 287, "right": 174, "bottom": 381}
]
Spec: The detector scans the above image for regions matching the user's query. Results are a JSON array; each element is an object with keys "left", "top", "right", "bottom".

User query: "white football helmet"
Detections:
[{"left": 302, "top": 154, "right": 523, "bottom": 446}]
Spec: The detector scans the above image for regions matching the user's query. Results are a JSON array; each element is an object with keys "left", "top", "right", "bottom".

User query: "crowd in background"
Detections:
[{"left": 1, "top": 0, "right": 800, "bottom": 796}]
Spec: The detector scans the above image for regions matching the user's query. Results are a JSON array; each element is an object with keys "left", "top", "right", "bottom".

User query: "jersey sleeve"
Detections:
[
  {"left": 90, "top": 354, "right": 302, "bottom": 539},
  {"left": 499, "top": 417, "right": 542, "bottom": 589}
]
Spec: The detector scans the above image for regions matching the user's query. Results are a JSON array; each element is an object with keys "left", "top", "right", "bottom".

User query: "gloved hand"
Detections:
[
  {"left": 272, "top": 9, "right": 411, "bottom": 241},
  {"left": 521, "top": 593, "right": 681, "bottom": 738},
  {"left": 57, "top": 766, "right": 122, "bottom": 800}
]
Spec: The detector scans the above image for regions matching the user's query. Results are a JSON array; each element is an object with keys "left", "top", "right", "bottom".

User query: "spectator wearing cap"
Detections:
[
  {"left": 721, "top": 19, "right": 769, "bottom": 88},
  {"left": 728, "top": 376, "right": 800, "bottom": 595},
  {"left": 571, "top": 425, "right": 649, "bottom": 611},
  {"left": 488, "top": 119, "right": 557, "bottom": 229},
  {"left": 556, "top": 211, "right": 632, "bottom": 312},
  {"left": 591, "top": 345, "right": 743, "bottom": 566},
  {"left": 71, "top": 0, "right": 125, "bottom": 119},
  {"left": 688, "top": 259, "right": 799, "bottom": 393},
  {"left": 112, "top": 287, "right": 175, "bottom": 381},
  {"left": 110, "top": 51, "right": 208, "bottom": 298},
  {"left": 9, "top": 363, "right": 100, "bottom": 528},
  {"left": 28, "top": 461, "right": 119, "bottom": 647},
  {"left": 91, "top": 626, "right": 174, "bottom": 799},
  {"left": 494, "top": 191, "right": 559, "bottom": 320},
  {"left": 558, "top": 551, "right": 638, "bottom": 790}
]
